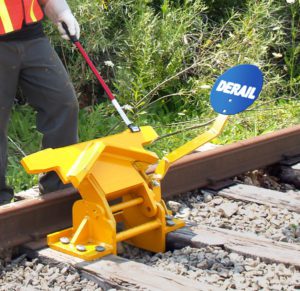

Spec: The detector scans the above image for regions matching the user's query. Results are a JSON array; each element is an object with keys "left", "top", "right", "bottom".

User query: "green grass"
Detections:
[
  {"left": 7, "top": 99, "right": 299, "bottom": 192},
  {"left": 6, "top": 0, "right": 300, "bottom": 192}
]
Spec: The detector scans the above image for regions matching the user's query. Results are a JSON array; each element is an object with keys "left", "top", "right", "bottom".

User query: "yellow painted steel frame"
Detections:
[
  {"left": 21, "top": 126, "right": 184, "bottom": 260},
  {"left": 21, "top": 115, "right": 228, "bottom": 261}
]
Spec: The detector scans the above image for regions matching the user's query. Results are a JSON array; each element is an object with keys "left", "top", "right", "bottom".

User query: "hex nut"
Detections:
[
  {"left": 95, "top": 245, "right": 106, "bottom": 252},
  {"left": 166, "top": 220, "right": 176, "bottom": 227}
]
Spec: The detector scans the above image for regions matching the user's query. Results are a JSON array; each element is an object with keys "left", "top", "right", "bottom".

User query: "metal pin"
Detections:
[
  {"left": 60, "top": 237, "right": 70, "bottom": 244},
  {"left": 95, "top": 245, "right": 106, "bottom": 252},
  {"left": 76, "top": 244, "right": 86, "bottom": 252}
]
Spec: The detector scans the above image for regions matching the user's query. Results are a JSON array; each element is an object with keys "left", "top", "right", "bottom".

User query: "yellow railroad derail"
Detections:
[
  {"left": 21, "top": 126, "right": 184, "bottom": 260},
  {"left": 22, "top": 115, "right": 228, "bottom": 261}
]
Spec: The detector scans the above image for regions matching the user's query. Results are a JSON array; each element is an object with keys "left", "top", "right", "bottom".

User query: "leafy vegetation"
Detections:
[{"left": 7, "top": 0, "right": 300, "bottom": 192}]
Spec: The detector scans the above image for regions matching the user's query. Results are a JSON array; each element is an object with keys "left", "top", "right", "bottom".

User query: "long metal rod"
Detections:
[
  {"left": 116, "top": 220, "right": 161, "bottom": 242},
  {"left": 62, "top": 23, "right": 139, "bottom": 132},
  {"left": 74, "top": 41, "right": 133, "bottom": 127},
  {"left": 111, "top": 197, "right": 144, "bottom": 213}
]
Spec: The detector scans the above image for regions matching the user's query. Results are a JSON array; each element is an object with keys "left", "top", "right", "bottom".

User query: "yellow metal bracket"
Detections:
[{"left": 154, "top": 114, "right": 229, "bottom": 180}]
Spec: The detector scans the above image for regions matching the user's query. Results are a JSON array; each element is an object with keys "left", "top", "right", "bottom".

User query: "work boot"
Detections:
[
  {"left": 0, "top": 187, "right": 14, "bottom": 205},
  {"left": 39, "top": 171, "right": 75, "bottom": 194}
]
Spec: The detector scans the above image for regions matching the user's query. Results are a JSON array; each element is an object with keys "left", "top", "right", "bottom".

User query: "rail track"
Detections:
[{"left": 1, "top": 124, "right": 300, "bottom": 290}]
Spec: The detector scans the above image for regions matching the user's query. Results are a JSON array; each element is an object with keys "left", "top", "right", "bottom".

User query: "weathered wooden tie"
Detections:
[
  {"left": 167, "top": 226, "right": 300, "bottom": 268},
  {"left": 214, "top": 184, "right": 300, "bottom": 213},
  {"left": 27, "top": 248, "right": 218, "bottom": 291}
]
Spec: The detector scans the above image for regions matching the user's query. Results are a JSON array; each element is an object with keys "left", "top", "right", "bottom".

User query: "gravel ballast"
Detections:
[
  {"left": 122, "top": 184, "right": 300, "bottom": 290},
  {"left": 0, "top": 258, "right": 101, "bottom": 291},
  {"left": 123, "top": 244, "right": 300, "bottom": 290},
  {"left": 173, "top": 190, "right": 300, "bottom": 244}
]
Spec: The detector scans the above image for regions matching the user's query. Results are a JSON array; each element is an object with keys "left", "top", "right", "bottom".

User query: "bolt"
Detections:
[
  {"left": 165, "top": 215, "right": 173, "bottom": 220},
  {"left": 60, "top": 237, "right": 70, "bottom": 244},
  {"left": 76, "top": 244, "right": 86, "bottom": 252},
  {"left": 151, "top": 180, "right": 160, "bottom": 187},
  {"left": 166, "top": 220, "right": 176, "bottom": 227},
  {"left": 95, "top": 245, "right": 106, "bottom": 252}
]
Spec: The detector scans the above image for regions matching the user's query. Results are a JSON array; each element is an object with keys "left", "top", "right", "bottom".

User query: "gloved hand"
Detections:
[
  {"left": 39, "top": 0, "right": 80, "bottom": 40},
  {"left": 57, "top": 10, "right": 80, "bottom": 41}
]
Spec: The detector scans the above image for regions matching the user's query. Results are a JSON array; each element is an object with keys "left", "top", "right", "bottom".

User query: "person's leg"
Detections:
[
  {"left": 19, "top": 37, "right": 79, "bottom": 194},
  {"left": 0, "top": 42, "right": 22, "bottom": 204}
]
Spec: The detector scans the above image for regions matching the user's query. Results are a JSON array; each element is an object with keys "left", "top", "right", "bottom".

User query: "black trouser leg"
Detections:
[
  {"left": 0, "top": 42, "right": 21, "bottom": 203},
  {"left": 19, "top": 38, "right": 79, "bottom": 194}
]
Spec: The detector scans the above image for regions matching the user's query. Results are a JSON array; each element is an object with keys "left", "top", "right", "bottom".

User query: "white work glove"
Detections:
[
  {"left": 57, "top": 10, "right": 80, "bottom": 41},
  {"left": 39, "top": 0, "right": 80, "bottom": 40}
]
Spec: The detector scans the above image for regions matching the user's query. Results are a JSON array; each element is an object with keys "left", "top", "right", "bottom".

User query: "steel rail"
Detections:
[
  {"left": 0, "top": 125, "right": 300, "bottom": 249},
  {"left": 161, "top": 124, "right": 300, "bottom": 198},
  {"left": 0, "top": 188, "right": 79, "bottom": 249}
]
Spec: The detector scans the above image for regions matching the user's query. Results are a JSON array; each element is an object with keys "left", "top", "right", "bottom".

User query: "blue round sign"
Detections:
[{"left": 210, "top": 64, "right": 264, "bottom": 115}]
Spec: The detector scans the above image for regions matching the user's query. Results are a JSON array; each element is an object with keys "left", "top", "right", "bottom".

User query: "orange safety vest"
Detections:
[{"left": 0, "top": 0, "right": 44, "bottom": 35}]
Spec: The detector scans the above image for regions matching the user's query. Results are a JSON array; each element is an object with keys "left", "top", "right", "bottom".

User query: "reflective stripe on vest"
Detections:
[
  {"left": 0, "top": 0, "right": 14, "bottom": 33},
  {"left": 0, "top": 0, "right": 44, "bottom": 35},
  {"left": 30, "top": 0, "right": 38, "bottom": 22}
]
